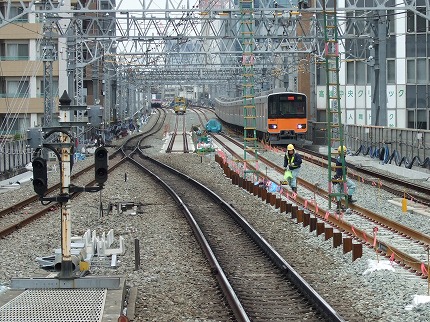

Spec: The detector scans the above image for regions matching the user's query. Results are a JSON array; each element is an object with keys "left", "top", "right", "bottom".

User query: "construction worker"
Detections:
[
  {"left": 283, "top": 144, "right": 302, "bottom": 193},
  {"left": 333, "top": 145, "right": 357, "bottom": 209}
]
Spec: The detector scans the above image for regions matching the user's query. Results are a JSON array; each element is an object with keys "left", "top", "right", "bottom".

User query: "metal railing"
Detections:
[
  {"left": 345, "top": 125, "right": 429, "bottom": 168},
  {"left": 0, "top": 56, "right": 30, "bottom": 61}
]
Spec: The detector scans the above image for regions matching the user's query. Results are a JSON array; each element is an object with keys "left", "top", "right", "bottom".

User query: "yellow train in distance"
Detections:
[{"left": 174, "top": 96, "right": 187, "bottom": 114}]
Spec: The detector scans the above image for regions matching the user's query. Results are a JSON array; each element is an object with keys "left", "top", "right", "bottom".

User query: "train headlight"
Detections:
[
  {"left": 269, "top": 124, "right": 278, "bottom": 129},
  {"left": 297, "top": 124, "right": 306, "bottom": 129}
]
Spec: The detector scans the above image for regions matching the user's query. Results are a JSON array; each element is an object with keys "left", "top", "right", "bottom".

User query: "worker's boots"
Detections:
[{"left": 348, "top": 195, "right": 357, "bottom": 203}]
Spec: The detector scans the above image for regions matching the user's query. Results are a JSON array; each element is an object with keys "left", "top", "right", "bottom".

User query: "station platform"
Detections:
[
  {"left": 0, "top": 275, "right": 128, "bottom": 322},
  {"left": 309, "top": 145, "right": 430, "bottom": 182}
]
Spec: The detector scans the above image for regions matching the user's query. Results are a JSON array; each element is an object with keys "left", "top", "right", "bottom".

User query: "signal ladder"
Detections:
[
  {"left": 323, "top": 1, "right": 348, "bottom": 209},
  {"left": 240, "top": 0, "right": 259, "bottom": 180}
]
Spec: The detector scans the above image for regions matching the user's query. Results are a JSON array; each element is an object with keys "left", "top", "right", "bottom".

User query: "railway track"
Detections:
[
  {"left": 1, "top": 108, "right": 424, "bottom": 320},
  {"left": 206, "top": 131, "right": 430, "bottom": 278},
  {"left": 0, "top": 155, "right": 126, "bottom": 238},
  {"left": 0, "top": 109, "right": 167, "bottom": 239},
  {"left": 166, "top": 113, "right": 190, "bottom": 153},
  {"left": 130, "top": 150, "right": 343, "bottom": 321},
  {"left": 100, "top": 111, "right": 344, "bottom": 319},
  {"left": 298, "top": 146, "right": 430, "bottom": 206}
]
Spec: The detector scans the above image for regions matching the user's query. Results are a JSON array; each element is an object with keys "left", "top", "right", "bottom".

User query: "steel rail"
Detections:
[
  {"left": 212, "top": 134, "right": 430, "bottom": 277},
  {"left": 128, "top": 153, "right": 250, "bottom": 322},
  {"left": 165, "top": 114, "right": 178, "bottom": 153},
  {"left": 109, "top": 108, "right": 164, "bottom": 152},
  {"left": 0, "top": 158, "right": 126, "bottom": 239},
  {"left": 0, "top": 165, "right": 94, "bottom": 219},
  {"left": 299, "top": 146, "right": 430, "bottom": 206},
  {"left": 132, "top": 150, "right": 344, "bottom": 322},
  {"left": 182, "top": 115, "right": 189, "bottom": 153}
]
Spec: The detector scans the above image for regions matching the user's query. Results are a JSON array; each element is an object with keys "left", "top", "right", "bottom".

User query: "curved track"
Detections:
[
  {"left": 126, "top": 150, "right": 342, "bottom": 321},
  {"left": 206, "top": 127, "right": 430, "bottom": 278},
  {"left": 0, "top": 109, "right": 166, "bottom": 238},
  {"left": 114, "top": 108, "right": 344, "bottom": 320}
]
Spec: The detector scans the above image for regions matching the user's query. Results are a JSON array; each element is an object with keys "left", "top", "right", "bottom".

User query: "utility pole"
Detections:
[
  {"left": 370, "top": 11, "right": 388, "bottom": 126},
  {"left": 41, "top": 0, "right": 57, "bottom": 127}
]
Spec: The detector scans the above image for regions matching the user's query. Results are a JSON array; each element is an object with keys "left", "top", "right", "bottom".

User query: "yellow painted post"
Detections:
[{"left": 401, "top": 191, "right": 407, "bottom": 213}]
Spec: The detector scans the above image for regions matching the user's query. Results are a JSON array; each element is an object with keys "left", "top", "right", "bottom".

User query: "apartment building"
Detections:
[
  {"left": 0, "top": 0, "right": 116, "bottom": 139},
  {"left": 0, "top": 0, "right": 59, "bottom": 135}
]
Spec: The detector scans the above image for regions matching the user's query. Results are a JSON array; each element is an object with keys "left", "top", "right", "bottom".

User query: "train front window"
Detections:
[{"left": 268, "top": 94, "right": 306, "bottom": 118}]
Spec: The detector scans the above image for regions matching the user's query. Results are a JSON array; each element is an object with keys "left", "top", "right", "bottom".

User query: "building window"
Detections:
[
  {"left": 429, "top": 58, "right": 430, "bottom": 81},
  {"left": 406, "top": 60, "right": 415, "bottom": 83},
  {"left": 387, "top": 59, "right": 395, "bottom": 84},
  {"left": 416, "top": 85, "right": 427, "bottom": 109},
  {"left": 6, "top": 80, "right": 29, "bottom": 98},
  {"left": 407, "top": 110, "right": 428, "bottom": 130},
  {"left": 0, "top": 5, "right": 28, "bottom": 23},
  {"left": 407, "top": 110, "right": 415, "bottom": 128},
  {"left": 346, "top": 61, "right": 370, "bottom": 85},
  {"left": 407, "top": 7, "right": 428, "bottom": 33},
  {"left": 316, "top": 64, "right": 326, "bottom": 86},
  {"left": 356, "top": 61, "right": 366, "bottom": 85},
  {"left": 416, "top": 59, "right": 427, "bottom": 84},
  {"left": 39, "top": 79, "right": 59, "bottom": 97},
  {"left": 5, "top": 43, "right": 29, "bottom": 60},
  {"left": 416, "top": 8, "right": 427, "bottom": 33},
  {"left": 387, "top": 10, "right": 395, "bottom": 34},
  {"left": 406, "top": 85, "right": 416, "bottom": 109},
  {"left": 417, "top": 34, "right": 427, "bottom": 56},
  {"left": 10, "top": 6, "right": 28, "bottom": 22},
  {"left": 417, "top": 110, "right": 427, "bottom": 130},
  {"left": 346, "top": 61, "right": 354, "bottom": 85}
]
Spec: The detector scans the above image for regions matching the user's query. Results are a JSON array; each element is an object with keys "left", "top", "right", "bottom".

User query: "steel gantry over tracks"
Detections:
[{"left": 1, "top": 1, "right": 430, "bottom": 132}]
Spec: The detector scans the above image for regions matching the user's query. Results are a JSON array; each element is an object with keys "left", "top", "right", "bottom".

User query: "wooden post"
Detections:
[
  {"left": 316, "top": 222, "right": 325, "bottom": 236},
  {"left": 280, "top": 200, "right": 286, "bottom": 212},
  {"left": 303, "top": 212, "right": 310, "bottom": 227},
  {"left": 343, "top": 238, "right": 353, "bottom": 254},
  {"left": 291, "top": 205, "right": 298, "bottom": 219},
  {"left": 333, "top": 232, "right": 342, "bottom": 248},
  {"left": 325, "top": 227, "right": 333, "bottom": 240},
  {"left": 352, "top": 243, "right": 363, "bottom": 261},
  {"left": 296, "top": 209, "right": 304, "bottom": 223},
  {"left": 275, "top": 198, "right": 281, "bottom": 209},
  {"left": 309, "top": 217, "right": 317, "bottom": 232}
]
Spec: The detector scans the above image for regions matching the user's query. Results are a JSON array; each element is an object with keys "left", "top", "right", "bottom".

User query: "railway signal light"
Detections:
[
  {"left": 32, "top": 157, "right": 48, "bottom": 196},
  {"left": 94, "top": 147, "right": 108, "bottom": 184}
]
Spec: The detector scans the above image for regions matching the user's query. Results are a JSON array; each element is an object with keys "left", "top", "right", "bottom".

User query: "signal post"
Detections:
[
  {"left": 59, "top": 90, "right": 74, "bottom": 278},
  {"left": 11, "top": 91, "right": 118, "bottom": 289}
]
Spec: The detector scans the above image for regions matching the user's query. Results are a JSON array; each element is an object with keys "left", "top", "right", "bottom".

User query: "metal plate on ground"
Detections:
[{"left": 0, "top": 289, "right": 106, "bottom": 322}]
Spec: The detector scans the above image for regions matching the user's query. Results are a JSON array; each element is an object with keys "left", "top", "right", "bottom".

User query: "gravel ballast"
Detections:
[{"left": 1, "top": 110, "right": 430, "bottom": 321}]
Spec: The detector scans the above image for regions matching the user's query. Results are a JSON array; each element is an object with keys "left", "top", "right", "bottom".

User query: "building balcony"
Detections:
[
  {"left": 0, "top": 97, "right": 45, "bottom": 114},
  {"left": 0, "top": 22, "right": 41, "bottom": 39},
  {"left": 0, "top": 60, "right": 59, "bottom": 77}
]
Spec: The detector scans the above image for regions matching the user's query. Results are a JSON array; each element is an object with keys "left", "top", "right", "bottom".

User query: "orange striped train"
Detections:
[{"left": 214, "top": 91, "right": 307, "bottom": 145}]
